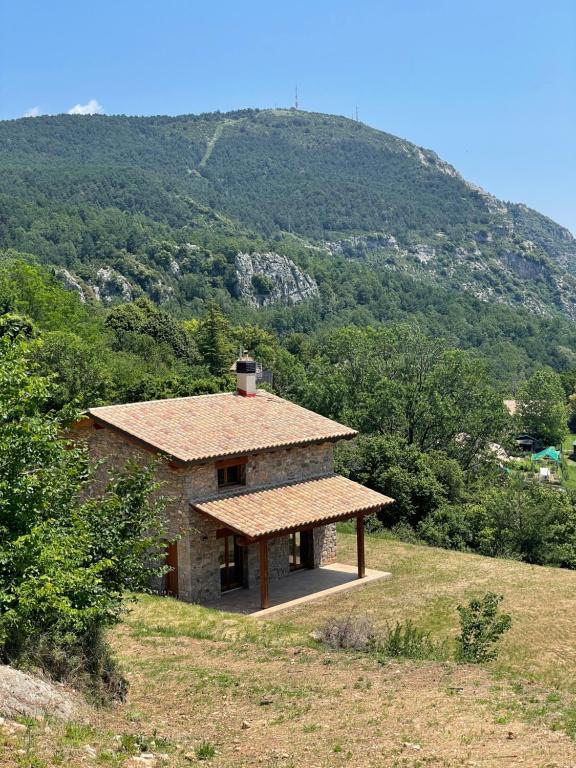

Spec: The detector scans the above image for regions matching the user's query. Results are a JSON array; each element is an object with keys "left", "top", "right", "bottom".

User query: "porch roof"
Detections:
[{"left": 192, "top": 475, "right": 393, "bottom": 540}]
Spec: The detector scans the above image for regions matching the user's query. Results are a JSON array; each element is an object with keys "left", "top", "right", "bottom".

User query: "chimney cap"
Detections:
[{"left": 236, "top": 358, "right": 256, "bottom": 374}]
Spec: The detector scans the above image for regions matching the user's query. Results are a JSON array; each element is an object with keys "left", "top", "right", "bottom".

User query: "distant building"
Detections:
[{"left": 515, "top": 434, "right": 541, "bottom": 453}]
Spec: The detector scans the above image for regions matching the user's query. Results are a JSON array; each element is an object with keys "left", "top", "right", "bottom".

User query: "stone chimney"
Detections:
[{"left": 236, "top": 356, "right": 257, "bottom": 397}]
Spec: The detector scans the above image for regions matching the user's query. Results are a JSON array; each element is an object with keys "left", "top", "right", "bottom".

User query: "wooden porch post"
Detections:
[
  {"left": 356, "top": 513, "right": 366, "bottom": 579},
  {"left": 259, "top": 539, "right": 269, "bottom": 609}
]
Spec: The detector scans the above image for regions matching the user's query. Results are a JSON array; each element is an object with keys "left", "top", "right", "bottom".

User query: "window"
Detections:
[
  {"left": 219, "top": 534, "right": 244, "bottom": 591},
  {"left": 216, "top": 458, "right": 247, "bottom": 489}
]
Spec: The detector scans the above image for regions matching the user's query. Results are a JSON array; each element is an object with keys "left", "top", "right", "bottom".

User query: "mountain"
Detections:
[{"left": 1, "top": 107, "right": 576, "bottom": 324}]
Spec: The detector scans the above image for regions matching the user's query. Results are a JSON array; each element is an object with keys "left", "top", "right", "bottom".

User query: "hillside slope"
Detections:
[
  {"left": 1, "top": 108, "right": 576, "bottom": 322},
  {"left": 3, "top": 533, "right": 576, "bottom": 767}
]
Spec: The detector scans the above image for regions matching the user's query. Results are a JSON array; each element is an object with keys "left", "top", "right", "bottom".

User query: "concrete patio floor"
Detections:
[{"left": 204, "top": 563, "right": 391, "bottom": 617}]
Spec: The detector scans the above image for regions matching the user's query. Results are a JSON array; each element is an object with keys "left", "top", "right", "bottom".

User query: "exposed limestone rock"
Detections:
[
  {"left": 169, "top": 257, "right": 181, "bottom": 277},
  {"left": 412, "top": 244, "right": 436, "bottom": 264},
  {"left": 114, "top": 259, "right": 172, "bottom": 304},
  {"left": 502, "top": 251, "right": 545, "bottom": 280},
  {"left": 414, "top": 147, "right": 431, "bottom": 167},
  {"left": 56, "top": 268, "right": 86, "bottom": 303},
  {"left": 94, "top": 267, "right": 133, "bottom": 303},
  {"left": 235, "top": 252, "right": 318, "bottom": 308},
  {"left": 324, "top": 233, "right": 398, "bottom": 256},
  {"left": 0, "top": 665, "right": 76, "bottom": 720}
]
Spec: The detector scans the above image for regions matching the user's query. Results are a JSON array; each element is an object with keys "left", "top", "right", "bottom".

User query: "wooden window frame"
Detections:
[
  {"left": 165, "top": 541, "right": 179, "bottom": 597},
  {"left": 216, "top": 457, "right": 248, "bottom": 489},
  {"left": 289, "top": 530, "right": 314, "bottom": 571}
]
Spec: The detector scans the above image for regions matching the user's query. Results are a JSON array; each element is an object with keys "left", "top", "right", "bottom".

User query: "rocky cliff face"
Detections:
[
  {"left": 321, "top": 225, "right": 576, "bottom": 321},
  {"left": 93, "top": 267, "right": 133, "bottom": 303},
  {"left": 235, "top": 252, "right": 319, "bottom": 307},
  {"left": 55, "top": 268, "right": 87, "bottom": 303}
]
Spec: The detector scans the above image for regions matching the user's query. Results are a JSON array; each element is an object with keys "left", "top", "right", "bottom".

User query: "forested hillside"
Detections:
[{"left": 1, "top": 109, "right": 576, "bottom": 330}]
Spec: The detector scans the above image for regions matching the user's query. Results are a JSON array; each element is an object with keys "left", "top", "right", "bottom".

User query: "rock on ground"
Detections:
[{"left": 0, "top": 664, "right": 76, "bottom": 720}]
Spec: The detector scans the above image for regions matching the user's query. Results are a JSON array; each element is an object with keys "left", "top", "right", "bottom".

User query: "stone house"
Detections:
[{"left": 73, "top": 359, "right": 392, "bottom": 609}]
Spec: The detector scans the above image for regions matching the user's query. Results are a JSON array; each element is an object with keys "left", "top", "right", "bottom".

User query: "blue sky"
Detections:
[{"left": 1, "top": 0, "right": 575, "bottom": 232}]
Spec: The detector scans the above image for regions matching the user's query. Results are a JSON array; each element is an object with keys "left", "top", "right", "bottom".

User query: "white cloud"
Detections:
[
  {"left": 23, "top": 106, "right": 42, "bottom": 118},
  {"left": 68, "top": 99, "right": 104, "bottom": 116}
]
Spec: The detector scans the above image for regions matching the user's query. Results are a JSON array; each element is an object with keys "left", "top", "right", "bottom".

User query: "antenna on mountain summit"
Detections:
[
  {"left": 294, "top": 86, "right": 299, "bottom": 110},
  {"left": 355, "top": 105, "right": 359, "bottom": 122}
]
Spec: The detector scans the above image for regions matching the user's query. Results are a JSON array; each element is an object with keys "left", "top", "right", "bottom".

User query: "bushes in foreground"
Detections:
[
  {"left": 316, "top": 592, "right": 511, "bottom": 665},
  {"left": 455, "top": 593, "right": 512, "bottom": 663}
]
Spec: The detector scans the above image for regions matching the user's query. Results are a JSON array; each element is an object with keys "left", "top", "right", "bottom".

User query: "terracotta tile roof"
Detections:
[
  {"left": 193, "top": 475, "right": 393, "bottom": 539},
  {"left": 88, "top": 391, "right": 357, "bottom": 463}
]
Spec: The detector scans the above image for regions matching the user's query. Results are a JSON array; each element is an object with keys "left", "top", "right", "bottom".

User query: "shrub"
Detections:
[
  {"left": 317, "top": 615, "right": 447, "bottom": 662},
  {"left": 316, "top": 613, "right": 376, "bottom": 652},
  {"left": 377, "top": 620, "right": 448, "bottom": 661},
  {"left": 364, "top": 513, "right": 384, "bottom": 534},
  {"left": 417, "top": 502, "right": 479, "bottom": 551},
  {"left": 18, "top": 627, "right": 127, "bottom": 702},
  {"left": 251, "top": 273, "right": 274, "bottom": 296},
  {"left": 455, "top": 593, "right": 512, "bottom": 663}
]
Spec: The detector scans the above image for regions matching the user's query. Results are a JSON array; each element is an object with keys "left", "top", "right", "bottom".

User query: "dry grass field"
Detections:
[{"left": 3, "top": 533, "right": 576, "bottom": 768}]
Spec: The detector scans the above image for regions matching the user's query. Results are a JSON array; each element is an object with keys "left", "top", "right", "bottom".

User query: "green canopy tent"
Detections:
[{"left": 531, "top": 447, "right": 561, "bottom": 463}]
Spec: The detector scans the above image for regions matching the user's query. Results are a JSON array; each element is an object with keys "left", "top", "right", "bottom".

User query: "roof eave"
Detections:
[{"left": 193, "top": 501, "right": 388, "bottom": 543}]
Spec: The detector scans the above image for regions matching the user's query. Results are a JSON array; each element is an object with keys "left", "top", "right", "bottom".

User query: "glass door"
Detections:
[
  {"left": 219, "top": 534, "right": 244, "bottom": 591},
  {"left": 289, "top": 531, "right": 303, "bottom": 571},
  {"left": 289, "top": 530, "right": 314, "bottom": 571}
]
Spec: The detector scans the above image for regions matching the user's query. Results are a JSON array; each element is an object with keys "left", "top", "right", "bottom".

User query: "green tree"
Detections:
[
  {"left": 302, "top": 326, "right": 509, "bottom": 468},
  {"left": 35, "top": 330, "right": 112, "bottom": 410},
  {"left": 420, "top": 478, "right": 576, "bottom": 567},
  {"left": 517, "top": 368, "right": 568, "bottom": 444},
  {"left": 0, "top": 334, "right": 167, "bottom": 690},
  {"left": 196, "top": 302, "right": 233, "bottom": 376},
  {"left": 455, "top": 593, "right": 512, "bottom": 663},
  {"left": 337, "top": 435, "right": 465, "bottom": 526},
  {"left": 106, "top": 298, "right": 197, "bottom": 363}
]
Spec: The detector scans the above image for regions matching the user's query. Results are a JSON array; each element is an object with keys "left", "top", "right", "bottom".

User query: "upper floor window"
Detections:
[{"left": 217, "top": 457, "right": 247, "bottom": 489}]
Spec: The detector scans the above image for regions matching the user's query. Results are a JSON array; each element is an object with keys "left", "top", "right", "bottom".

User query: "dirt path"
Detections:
[{"left": 198, "top": 119, "right": 236, "bottom": 169}]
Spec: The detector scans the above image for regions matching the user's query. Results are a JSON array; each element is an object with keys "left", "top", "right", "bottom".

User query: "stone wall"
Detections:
[
  {"left": 245, "top": 536, "right": 290, "bottom": 589},
  {"left": 184, "top": 441, "right": 334, "bottom": 502},
  {"left": 247, "top": 442, "right": 333, "bottom": 490},
  {"left": 187, "top": 509, "right": 221, "bottom": 603},
  {"left": 75, "top": 424, "right": 338, "bottom": 604},
  {"left": 79, "top": 427, "right": 197, "bottom": 601},
  {"left": 314, "top": 524, "right": 337, "bottom": 566}
]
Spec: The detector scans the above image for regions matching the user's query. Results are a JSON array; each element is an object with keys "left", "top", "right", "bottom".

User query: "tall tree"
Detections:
[
  {"left": 302, "top": 326, "right": 509, "bottom": 467},
  {"left": 517, "top": 368, "right": 568, "bottom": 445},
  {"left": 196, "top": 302, "right": 233, "bottom": 376}
]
